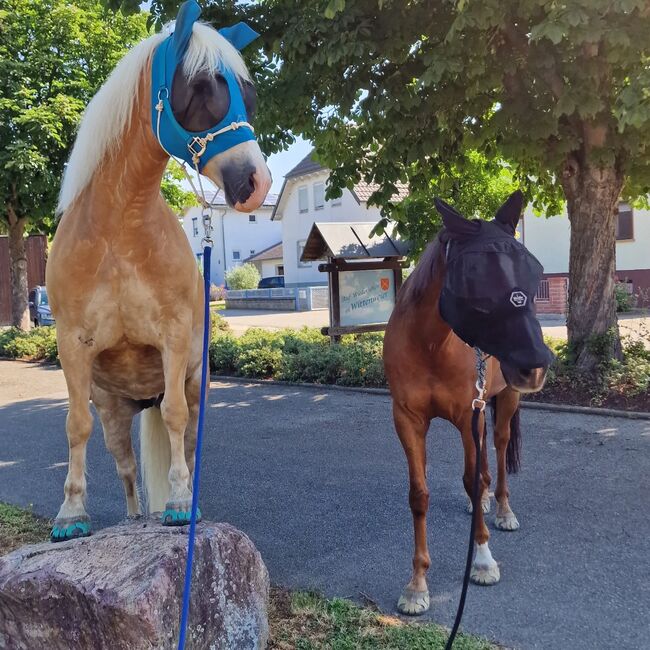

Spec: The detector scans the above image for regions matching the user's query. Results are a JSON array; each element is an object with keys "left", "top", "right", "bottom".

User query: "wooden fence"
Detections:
[{"left": 0, "top": 235, "right": 48, "bottom": 325}]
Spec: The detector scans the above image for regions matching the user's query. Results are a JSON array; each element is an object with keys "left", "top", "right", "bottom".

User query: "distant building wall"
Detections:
[{"left": 278, "top": 171, "right": 382, "bottom": 288}]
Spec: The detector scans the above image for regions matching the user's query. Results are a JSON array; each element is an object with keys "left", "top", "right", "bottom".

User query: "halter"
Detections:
[{"left": 150, "top": 0, "right": 258, "bottom": 173}]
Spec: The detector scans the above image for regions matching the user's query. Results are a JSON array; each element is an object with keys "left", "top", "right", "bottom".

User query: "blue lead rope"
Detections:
[{"left": 178, "top": 244, "right": 212, "bottom": 650}]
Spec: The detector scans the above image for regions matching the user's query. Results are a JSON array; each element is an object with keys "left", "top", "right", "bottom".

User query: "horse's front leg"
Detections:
[
  {"left": 160, "top": 337, "right": 195, "bottom": 526},
  {"left": 493, "top": 388, "right": 521, "bottom": 531},
  {"left": 460, "top": 411, "right": 500, "bottom": 585},
  {"left": 51, "top": 336, "right": 96, "bottom": 542},
  {"left": 394, "top": 403, "right": 432, "bottom": 616},
  {"left": 466, "top": 426, "right": 491, "bottom": 515}
]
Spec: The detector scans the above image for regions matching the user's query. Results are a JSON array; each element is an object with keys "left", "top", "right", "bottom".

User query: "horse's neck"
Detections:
[{"left": 88, "top": 117, "right": 168, "bottom": 227}]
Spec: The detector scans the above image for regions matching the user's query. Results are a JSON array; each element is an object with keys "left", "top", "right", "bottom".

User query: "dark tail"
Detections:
[{"left": 490, "top": 396, "right": 522, "bottom": 474}]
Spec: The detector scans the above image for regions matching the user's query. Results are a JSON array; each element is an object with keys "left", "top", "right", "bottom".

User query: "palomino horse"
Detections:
[
  {"left": 384, "top": 191, "right": 552, "bottom": 615},
  {"left": 47, "top": 2, "right": 271, "bottom": 541}
]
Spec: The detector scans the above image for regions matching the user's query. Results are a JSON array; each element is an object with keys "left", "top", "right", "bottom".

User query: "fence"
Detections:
[
  {"left": 0, "top": 235, "right": 48, "bottom": 325},
  {"left": 225, "top": 286, "right": 330, "bottom": 312}
]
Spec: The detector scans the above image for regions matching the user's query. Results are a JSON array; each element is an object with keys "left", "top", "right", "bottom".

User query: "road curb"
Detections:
[{"left": 212, "top": 374, "right": 650, "bottom": 420}]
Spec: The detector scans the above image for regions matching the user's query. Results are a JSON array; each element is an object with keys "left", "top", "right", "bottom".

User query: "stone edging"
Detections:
[{"left": 212, "top": 374, "right": 650, "bottom": 420}]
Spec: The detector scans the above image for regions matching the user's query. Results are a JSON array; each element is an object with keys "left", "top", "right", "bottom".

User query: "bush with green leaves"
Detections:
[
  {"left": 0, "top": 327, "right": 58, "bottom": 362},
  {"left": 225, "top": 263, "right": 261, "bottom": 290},
  {"left": 614, "top": 283, "right": 634, "bottom": 313}
]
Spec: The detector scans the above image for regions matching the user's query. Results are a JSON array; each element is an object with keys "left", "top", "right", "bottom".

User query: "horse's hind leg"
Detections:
[
  {"left": 460, "top": 412, "right": 500, "bottom": 586},
  {"left": 51, "top": 338, "right": 95, "bottom": 542},
  {"left": 394, "top": 403, "right": 431, "bottom": 616},
  {"left": 92, "top": 385, "right": 141, "bottom": 517},
  {"left": 493, "top": 388, "right": 520, "bottom": 531}
]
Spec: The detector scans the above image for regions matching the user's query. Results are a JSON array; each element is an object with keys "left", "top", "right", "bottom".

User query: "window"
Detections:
[
  {"left": 250, "top": 249, "right": 255, "bottom": 255},
  {"left": 276, "top": 264, "right": 285, "bottom": 276},
  {"left": 192, "top": 217, "right": 198, "bottom": 236},
  {"left": 232, "top": 250, "right": 241, "bottom": 260},
  {"left": 535, "top": 279, "right": 550, "bottom": 302},
  {"left": 331, "top": 193, "right": 342, "bottom": 207},
  {"left": 298, "top": 186, "right": 308, "bottom": 213},
  {"left": 249, "top": 214, "right": 256, "bottom": 223},
  {"left": 313, "top": 182, "right": 325, "bottom": 210},
  {"left": 297, "top": 240, "right": 310, "bottom": 267},
  {"left": 616, "top": 205, "right": 634, "bottom": 241}
]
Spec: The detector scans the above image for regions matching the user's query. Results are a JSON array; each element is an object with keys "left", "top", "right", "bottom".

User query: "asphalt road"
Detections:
[{"left": 0, "top": 360, "right": 649, "bottom": 649}]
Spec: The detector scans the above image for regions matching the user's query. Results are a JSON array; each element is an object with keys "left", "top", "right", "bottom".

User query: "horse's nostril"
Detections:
[{"left": 248, "top": 171, "right": 256, "bottom": 192}]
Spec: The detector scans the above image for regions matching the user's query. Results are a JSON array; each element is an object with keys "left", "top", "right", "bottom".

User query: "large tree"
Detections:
[
  {"left": 149, "top": 0, "right": 650, "bottom": 371},
  {"left": 0, "top": 0, "right": 148, "bottom": 328}
]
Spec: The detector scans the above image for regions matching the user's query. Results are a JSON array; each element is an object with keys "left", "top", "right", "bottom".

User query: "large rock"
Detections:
[{"left": 0, "top": 518, "right": 269, "bottom": 650}]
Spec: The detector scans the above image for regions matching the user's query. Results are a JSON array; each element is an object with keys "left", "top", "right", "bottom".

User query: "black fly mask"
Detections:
[{"left": 435, "top": 191, "right": 554, "bottom": 371}]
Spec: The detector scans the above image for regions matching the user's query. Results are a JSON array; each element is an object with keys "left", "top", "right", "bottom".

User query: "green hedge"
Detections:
[
  {"left": 2, "top": 319, "right": 648, "bottom": 401},
  {"left": 209, "top": 327, "right": 386, "bottom": 387},
  {"left": 0, "top": 327, "right": 58, "bottom": 362}
]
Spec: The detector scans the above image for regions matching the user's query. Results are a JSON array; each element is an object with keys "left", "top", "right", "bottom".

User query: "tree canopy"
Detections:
[
  {"left": 0, "top": 0, "right": 149, "bottom": 235},
  {"left": 144, "top": 0, "right": 650, "bottom": 369}
]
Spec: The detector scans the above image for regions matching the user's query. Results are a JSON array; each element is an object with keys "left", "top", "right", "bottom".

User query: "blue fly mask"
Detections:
[{"left": 151, "top": 0, "right": 259, "bottom": 171}]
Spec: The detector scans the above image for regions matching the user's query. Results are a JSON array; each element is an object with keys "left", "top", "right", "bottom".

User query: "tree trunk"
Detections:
[
  {"left": 562, "top": 162, "right": 623, "bottom": 372},
  {"left": 7, "top": 207, "right": 31, "bottom": 331}
]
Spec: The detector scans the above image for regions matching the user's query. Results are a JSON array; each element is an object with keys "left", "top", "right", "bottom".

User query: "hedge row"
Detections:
[
  {"left": 2, "top": 318, "right": 648, "bottom": 402},
  {"left": 210, "top": 327, "right": 386, "bottom": 387}
]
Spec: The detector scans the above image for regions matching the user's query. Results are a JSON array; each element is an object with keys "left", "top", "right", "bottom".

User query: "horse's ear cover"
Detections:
[
  {"left": 434, "top": 198, "right": 481, "bottom": 238},
  {"left": 219, "top": 22, "right": 259, "bottom": 50},
  {"left": 172, "top": 0, "right": 201, "bottom": 62},
  {"left": 494, "top": 190, "right": 524, "bottom": 235}
]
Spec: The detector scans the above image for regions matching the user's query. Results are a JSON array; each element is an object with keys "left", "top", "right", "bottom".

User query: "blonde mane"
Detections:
[{"left": 57, "top": 22, "right": 251, "bottom": 215}]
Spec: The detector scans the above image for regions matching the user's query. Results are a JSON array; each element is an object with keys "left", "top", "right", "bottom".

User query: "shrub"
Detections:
[
  {"left": 225, "top": 263, "right": 260, "bottom": 290},
  {"left": 615, "top": 282, "right": 634, "bottom": 312},
  {"left": 210, "top": 284, "right": 226, "bottom": 301},
  {"left": 211, "top": 313, "right": 231, "bottom": 338},
  {"left": 209, "top": 334, "right": 239, "bottom": 374},
  {"left": 0, "top": 327, "right": 58, "bottom": 362}
]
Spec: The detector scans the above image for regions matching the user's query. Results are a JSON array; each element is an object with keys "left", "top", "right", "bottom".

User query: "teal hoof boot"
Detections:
[
  {"left": 161, "top": 503, "right": 201, "bottom": 527},
  {"left": 50, "top": 517, "right": 92, "bottom": 543}
]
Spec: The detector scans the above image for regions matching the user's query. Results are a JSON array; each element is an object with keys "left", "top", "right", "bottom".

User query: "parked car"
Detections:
[
  {"left": 257, "top": 276, "right": 285, "bottom": 289},
  {"left": 28, "top": 286, "right": 54, "bottom": 327}
]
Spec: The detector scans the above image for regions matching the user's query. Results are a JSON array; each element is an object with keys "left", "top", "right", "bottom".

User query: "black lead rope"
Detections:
[{"left": 444, "top": 350, "right": 486, "bottom": 650}]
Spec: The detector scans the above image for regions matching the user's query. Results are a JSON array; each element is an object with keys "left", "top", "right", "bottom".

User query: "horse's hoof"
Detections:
[
  {"left": 50, "top": 517, "right": 92, "bottom": 543},
  {"left": 466, "top": 495, "right": 490, "bottom": 514},
  {"left": 470, "top": 562, "right": 500, "bottom": 586},
  {"left": 161, "top": 503, "right": 201, "bottom": 526},
  {"left": 495, "top": 512, "right": 520, "bottom": 531},
  {"left": 397, "top": 588, "right": 430, "bottom": 616}
]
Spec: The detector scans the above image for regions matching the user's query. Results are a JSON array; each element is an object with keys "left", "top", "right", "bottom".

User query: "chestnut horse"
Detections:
[
  {"left": 384, "top": 193, "right": 550, "bottom": 615},
  {"left": 47, "top": 16, "right": 270, "bottom": 541}
]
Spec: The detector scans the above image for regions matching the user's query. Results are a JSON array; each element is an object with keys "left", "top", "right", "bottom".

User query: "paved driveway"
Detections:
[{"left": 0, "top": 361, "right": 648, "bottom": 649}]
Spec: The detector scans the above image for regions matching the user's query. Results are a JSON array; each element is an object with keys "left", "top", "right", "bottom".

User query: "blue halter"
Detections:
[{"left": 151, "top": 0, "right": 259, "bottom": 171}]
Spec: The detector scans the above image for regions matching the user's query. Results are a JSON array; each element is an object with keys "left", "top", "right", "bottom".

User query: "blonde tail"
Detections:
[{"left": 139, "top": 407, "right": 171, "bottom": 514}]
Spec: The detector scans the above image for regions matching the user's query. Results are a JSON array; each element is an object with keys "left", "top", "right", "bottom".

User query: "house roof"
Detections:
[
  {"left": 244, "top": 242, "right": 283, "bottom": 263},
  {"left": 301, "top": 222, "right": 410, "bottom": 261},
  {"left": 285, "top": 152, "right": 324, "bottom": 179},
  {"left": 272, "top": 150, "right": 408, "bottom": 220},
  {"left": 202, "top": 190, "right": 278, "bottom": 207}
]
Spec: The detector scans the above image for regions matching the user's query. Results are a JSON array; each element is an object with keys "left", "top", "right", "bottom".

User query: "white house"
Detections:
[
  {"left": 244, "top": 242, "right": 284, "bottom": 279},
  {"left": 182, "top": 191, "right": 279, "bottom": 286},
  {"left": 521, "top": 203, "right": 650, "bottom": 313},
  {"left": 271, "top": 151, "right": 408, "bottom": 287}
]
